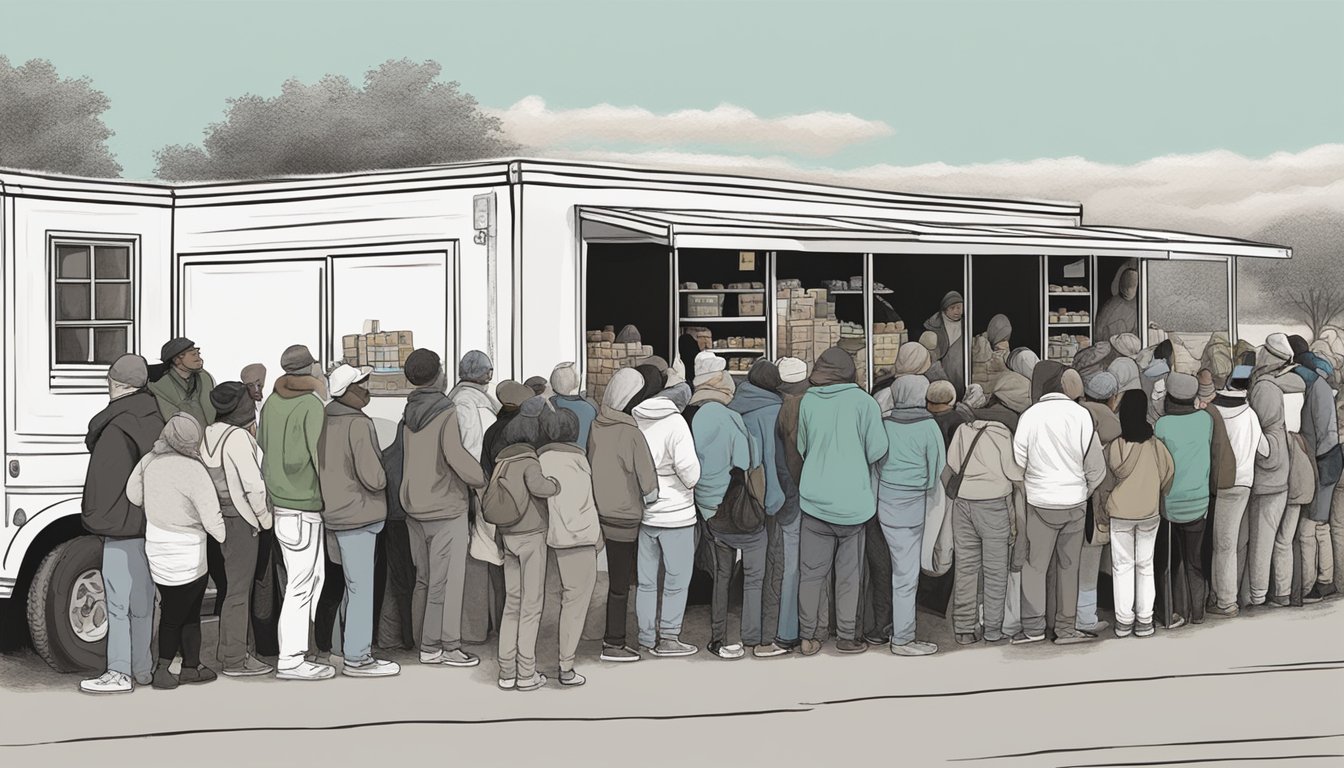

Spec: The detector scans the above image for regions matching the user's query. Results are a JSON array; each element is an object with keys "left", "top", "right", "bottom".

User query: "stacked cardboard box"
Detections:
[
  {"left": 584, "top": 326, "right": 653, "bottom": 403},
  {"left": 342, "top": 321, "right": 415, "bottom": 371}
]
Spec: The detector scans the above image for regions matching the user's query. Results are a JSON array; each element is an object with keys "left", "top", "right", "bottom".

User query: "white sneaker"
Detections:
[
  {"left": 890, "top": 640, "right": 938, "bottom": 657},
  {"left": 498, "top": 678, "right": 516, "bottom": 690},
  {"left": 276, "top": 661, "right": 336, "bottom": 681},
  {"left": 80, "top": 670, "right": 132, "bottom": 694},
  {"left": 342, "top": 658, "right": 400, "bottom": 678},
  {"left": 419, "top": 650, "right": 445, "bottom": 665}
]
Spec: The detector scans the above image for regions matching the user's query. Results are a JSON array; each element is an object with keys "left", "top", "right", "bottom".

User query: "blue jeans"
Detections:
[
  {"left": 777, "top": 513, "right": 801, "bottom": 644},
  {"left": 332, "top": 522, "right": 384, "bottom": 664},
  {"left": 636, "top": 524, "right": 696, "bottom": 647},
  {"left": 877, "top": 485, "right": 926, "bottom": 646},
  {"left": 102, "top": 538, "right": 155, "bottom": 680}
]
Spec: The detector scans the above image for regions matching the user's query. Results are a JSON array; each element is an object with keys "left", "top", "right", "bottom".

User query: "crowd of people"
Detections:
[{"left": 75, "top": 320, "right": 1342, "bottom": 694}]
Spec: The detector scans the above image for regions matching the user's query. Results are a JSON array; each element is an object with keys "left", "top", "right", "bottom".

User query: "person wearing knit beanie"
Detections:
[
  {"left": 777, "top": 357, "right": 808, "bottom": 385},
  {"left": 549, "top": 362, "right": 598, "bottom": 451}
]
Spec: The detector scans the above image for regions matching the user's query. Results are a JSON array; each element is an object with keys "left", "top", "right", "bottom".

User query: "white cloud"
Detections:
[{"left": 491, "top": 96, "right": 894, "bottom": 157}]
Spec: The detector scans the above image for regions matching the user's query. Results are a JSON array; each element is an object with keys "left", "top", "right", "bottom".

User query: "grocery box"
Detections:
[
  {"left": 687, "top": 293, "right": 724, "bottom": 317},
  {"left": 789, "top": 288, "right": 808, "bottom": 299},
  {"left": 806, "top": 288, "right": 829, "bottom": 304},
  {"left": 738, "top": 294, "right": 764, "bottom": 316},
  {"left": 788, "top": 322, "right": 814, "bottom": 342},
  {"left": 789, "top": 301, "right": 814, "bottom": 321}
]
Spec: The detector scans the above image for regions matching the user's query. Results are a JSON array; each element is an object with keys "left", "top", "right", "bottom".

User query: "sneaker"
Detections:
[
  {"left": 419, "top": 650, "right": 445, "bottom": 665},
  {"left": 306, "top": 652, "right": 334, "bottom": 666},
  {"left": 1115, "top": 622, "right": 1133, "bottom": 638},
  {"left": 516, "top": 673, "right": 548, "bottom": 692},
  {"left": 1135, "top": 621, "right": 1155, "bottom": 637},
  {"left": 753, "top": 643, "right": 792, "bottom": 658},
  {"left": 1320, "top": 583, "right": 1338, "bottom": 599},
  {"left": 800, "top": 639, "right": 822, "bottom": 657},
  {"left": 835, "top": 638, "right": 868, "bottom": 654},
  {"left": 983, "top": 632, "right": 1005, "bottom": 643},
  {"left": 222, "top": 656, "right": 274, "bottom": 678},
  {"left": 343, "top": 658, "right": 400, "bottom": 678},
  {"left": 177, "top": 665, "right": 217, "bottom": 685},
  {"left": 708, "top": 641, "right": 745, "bottom": 659},
  {"left": 649, "top": 639, "right": 698, "bottom": 657},
  {"left": 559, "top": 670, "right": 587, "bottom": 687},
  {"left": 1268, "top": 595, "right": 1290, "bottom": 608},
  {"left": 891, "top": 640, "right": 938, "bottom": 656},
  {"left": 599, "top": 645, "right": 641, "bottom": 663},
  {"left": 497, "top": 678, "right": 516, "bottom": 691},
  {"left": 1304, "top": 584, "right": 1325, "bottom": 604},
  {"left": 1166, "top": 614, "right": 1187, "bottom": 630},
  {"left": 80, "top": 670, "right": 132, "bottom": 694},
  {"left": 955, "top": 633, "right": 978, "bottom": 646},
  {"left": 1079, "top": 620, "right": 1110, "bottom": 635},
  {"left": 151, "top": 660, "right": 178, "bottom": 690},
  {"left": 1207, "top": 604, "right": 1240, "bottom": 619},
  {"left": 275, "top": 661, "right": 336, "bottom": 681},
  {"left": 1010, "top": 632, "right": 1045, "bottom": 645},
  {"left": 439, "top": 649, "right": 481, "bottom": 668},
  {"left": 1053, "top": 629, "right": 1098, "bottom": 646},
  {"left": 864, "top": 635, "right": 891, "bottom": 647}
]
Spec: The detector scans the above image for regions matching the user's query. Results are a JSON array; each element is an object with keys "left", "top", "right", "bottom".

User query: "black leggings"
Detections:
[
  {"left": 157, "top": 575, "right": 209, "bottom": 667},
  {"left": 315, "top": 553, "right": 345, "bottom": 654}
]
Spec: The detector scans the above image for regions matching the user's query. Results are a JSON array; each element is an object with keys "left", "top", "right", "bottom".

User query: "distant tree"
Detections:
[
  {"left": 1286, "top": 285, "right": 1344, "bottom": 341},
  {"left": 155, "top": 59, "right": 516, "bottom": 181},
  {"left": 0, "top": 57, "right": 121, "bottom": 177}
]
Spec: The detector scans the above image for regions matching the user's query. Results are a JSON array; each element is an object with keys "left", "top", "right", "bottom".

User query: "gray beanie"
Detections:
[
  {"left": 280, "top": 344, "right": 317, "bottom": 374},
  {"left": 458, "top": 350, "right": 493, "bottom": 383},
  {"left": 1083, "top": 371, "right": 1119, "bottom": 401},
  {"left": 1167, "top": 372, "right": 1199, "bottom": 401},
  {"left": 550, "top": 362, "right": 580, "bottom": 396},
  {"left": 108, "top": 354, "right": 149, "bottom": 388}
]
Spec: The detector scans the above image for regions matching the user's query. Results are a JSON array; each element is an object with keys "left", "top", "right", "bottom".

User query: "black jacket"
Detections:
[{"left": 81, "top": 391, "right": 166, "bottom": 539}]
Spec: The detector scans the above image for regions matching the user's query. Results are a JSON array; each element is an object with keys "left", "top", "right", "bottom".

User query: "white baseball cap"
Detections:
[{"left": 328, "top": 364, "right": 373, "bottom": 397}]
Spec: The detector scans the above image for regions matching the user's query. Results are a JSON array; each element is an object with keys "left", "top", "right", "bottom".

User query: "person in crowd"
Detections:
[
  {"left": 729, "top": 359, "right": 793, "bottom": 658},
  {"left": 589, "top": 367, "right": 659, "bottom": 662},
  {"left": 1011, "top": 364, "right": 1106, "bottom": 645},
  {"left": 200, "top": 382, "right": 274, "bottom": 678},
  {"left": 399, "top": 349, "right": 486, "bottom": 669},
  {"left": 974, "top": 370, "right": 1031, "bottom": 433},
  {"left": 317, "top": 364, "right": 399, "bottom": 677},
  {"left": 924, "top": 292, "right": 966, "bottom": 398},
  {"left": 971, "top": 314, "right": 1013, "bottom": 390},
  {"left": 1072, "top": 342, "right": 1115, "bottom": 381},
  {"left": 684, "top": 351, "right": 729, "bottom": 424},
  {"left": 874, "top": 342, "right": 932, "bottom": 416},
  {"left": 489, "top": 418, "right": 561, "bottom": 692},
  {"left": 1105, "top": 390, "right": 1175, "bottom": 637},
  {"left": 946, "top": 388, "right": 1024, "bottom": 646},
  {"left": 484, "top": 382, "right": 534, "bottom": 476},
  {"left": 1077, "top": 371, "right": 1122, "bottom": 636},
  {"left": 1209, "top": 364, "right": 1267, "bottom": 617},
  {"left": 1007, "top": 347, "right": 1040, "bottom": 381},
  {"left": 633, "top": 363, "right": 668, "bottom": 409},
  {"left": 1247, "top": 334, "right": 1295, "bottom": 607},
  {"left": 1294, "top": 347, "right": 1340, "bottom": 603},
  {"left": 468, "top": 380, "right": 530, "bottom": 643},
  {"left": 1144, "top": 340, "right": 1176, "bottom": 424},
  {"left": 537, "top": 408, "right": 602, "bottom": 686},
  {"left": 147, "top": 337, "right": 217, "bottom": 425},
  {"left": 241, "top": 364, "right": 267, "bottom": 432},
  {"left": 377, "top": 393, "right": 416, "bottom": 652},
  {"left": 258, "top": 344, "right": 332, "bottom": 681},
  {"left": 796, "top": 347, "right": 889, "bottom": 656},
  {"left": 770, "top": 357, "right": 811, "bottom": 652},
  {"left": 695, "top": 356, "right": 762, "bottom": 660},
  {"left": 926, "top": 380, "right": 967, "bottom": 447},
  {"left": 877, "top": 376, "right": 945, "bottom": 656},
  {"left": 127, "top": 414, "right": 224, "bottom": 689},
  {"left": 524, "top": 375, "right": 549, "bottom": 399},
  {"left": 1110, "top": 356, "right": 1144, "bottom": 396},
  {"left": 1154, "top": 372, "right": 1217, "bottom": 628},
  {"left": 550, "top": 361, "right": 598, "bottom": 449},
  {"left": 1110, "top": 333, "right": 1144, "bottom": 362},
  {"left": 1095, "top": 267, "right": 1140, "bottom": 343},
  {"left": 239, "top": 361, "right": 279, "bottom": 654},
  {"left": 78, "top": 355, "right": 165, "bottom": 694},
  {"left": 978, "top": 369, "right": 1033, "bottom": 638},
  {"left": 1196, "top": 369, "right": 1218, "bottom": 409}
]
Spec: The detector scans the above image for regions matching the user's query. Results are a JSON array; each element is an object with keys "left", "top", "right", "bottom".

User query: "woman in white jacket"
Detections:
[
  {"left": 632, "top": 394, "right": 702, "bottom": 657},
  {"left": 126, "top": 413, "right": 225, "bottom": 690}
]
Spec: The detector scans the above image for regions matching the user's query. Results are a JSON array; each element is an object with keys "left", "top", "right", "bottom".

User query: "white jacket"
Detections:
[
  {"left": 1216, "top": 401, "right": 1270, "bottom": 488},
  {"left": 1012, "top": 394, "right": 1106, "bottom": 509},
  {"left": 450, "top": 382, "right": 504, "bottom": 565},
  {"left": 633, "top": 397, "right": 700, "bottom": 528},
  {"left": 200, "top": 423, "right": 273, "bottom": 531}
]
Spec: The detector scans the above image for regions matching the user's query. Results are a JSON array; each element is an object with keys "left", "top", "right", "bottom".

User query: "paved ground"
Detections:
[{"left": 1, "top": 598, "right": 1340, "bottom": 766}]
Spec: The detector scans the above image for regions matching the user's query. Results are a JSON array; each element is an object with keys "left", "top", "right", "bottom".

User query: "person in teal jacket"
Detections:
[
  {"left": 877, "top": 375, "right": 946, "bottom": 656},
  {"left": 795, "top": 347, "right": 888, "bottom": 656},
  {"left": 728, "top": 360, "right": 785, "bottom": 515},
  {"left": 1154, "top": 372, "right": 1214, "bottom": 627}
]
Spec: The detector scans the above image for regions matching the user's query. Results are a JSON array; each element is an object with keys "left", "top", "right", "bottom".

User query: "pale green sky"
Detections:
[{"left": 2, "top": 0, "right": 1341, "bottom": 178}]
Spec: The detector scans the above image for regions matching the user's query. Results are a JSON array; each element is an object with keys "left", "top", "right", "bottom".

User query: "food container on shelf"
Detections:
[{"left": 686, "top": 293, "right": 724, "bottom": 317}]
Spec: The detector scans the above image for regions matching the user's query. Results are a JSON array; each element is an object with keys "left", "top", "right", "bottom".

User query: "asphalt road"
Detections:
[{"left": 1, "top": 599, "right": 1340, "bottom": 767}]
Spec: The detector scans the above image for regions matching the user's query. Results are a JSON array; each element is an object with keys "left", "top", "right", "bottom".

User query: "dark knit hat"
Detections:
[
  {"left": 210, "top": 382, "right": 253, "bottom": 426},
  {"left": 160, "top": 337, "right": 196, "bottom": 363},
  {"left": 404, "top": 348, "right": 442, "bottom": 387},
  {"left": 280, "top": 344, "right": 317, "bottom": 374},
  {"left": 524, "top": 376, "right": 548, "bottom": 396},
  {"left": 941, "top": 291, "right": 964, "bottom": 311}
]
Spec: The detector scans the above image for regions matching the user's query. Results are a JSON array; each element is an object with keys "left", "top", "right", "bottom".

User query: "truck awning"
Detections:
[{"left": 578, "top": 207, "right": 1291, "bottom": 260}]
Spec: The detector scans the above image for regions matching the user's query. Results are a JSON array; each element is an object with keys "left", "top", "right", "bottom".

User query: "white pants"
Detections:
[
  {"left": 274, "top": 509, "right": 325, "bottom": 669},
  {"left": 1110, "top": 516, "right": 1160, "bottom": 627}
]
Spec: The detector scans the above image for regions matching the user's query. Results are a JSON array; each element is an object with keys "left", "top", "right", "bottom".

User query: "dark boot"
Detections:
[
  {"left": 151, "top": 660, "right": 178, "bottom": 690},
  {"left": 177, "top": 665, "right": 217, "bottom": 685}
]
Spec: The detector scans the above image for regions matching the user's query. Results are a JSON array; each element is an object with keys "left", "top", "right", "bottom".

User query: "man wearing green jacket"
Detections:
[
  {"left": 796, "top": 347, "right": 889, "bottom": 656},
  {"left": 258, "top": 344, "right": 330, "bottom": 681},
  {"left": 1154, "top": 372, "right": 1214, "bottom": 627},
  {"left": 147, "top": 337, "right": 217, "bottom": 425}
]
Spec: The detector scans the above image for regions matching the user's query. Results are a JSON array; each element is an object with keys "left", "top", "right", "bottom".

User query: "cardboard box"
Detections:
[
  {"left": 806, "top": 288, "right": 828, "bottom": 304},
  {"left": 788, "top": 322, "right": 814, "bottom": 342},
  {"left": 789, "top": 301, "right": 814, "bottom": 321},
  {"left": 397, "top": 331, "right": 414, "bottom": 346},
  {"left": 789, "top": 288, "right": 807, "bottom": 299}
]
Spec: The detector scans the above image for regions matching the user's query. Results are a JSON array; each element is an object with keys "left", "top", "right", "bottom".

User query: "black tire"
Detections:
[{"left": 27, "top": 536, "right": 106, "bottom": 673}]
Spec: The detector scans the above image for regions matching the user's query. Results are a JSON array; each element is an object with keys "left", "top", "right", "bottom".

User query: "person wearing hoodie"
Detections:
[
  {"left": 258, "top": 344, "right": 333, "bottom": 681},
  {"left": 147, "top": 337, "right": 218, "bottom": 426},
  {"left": 975, "top": 370, "right": 1031, "bottom": 433},
  {"left": 1247, "top": 336, "right": 1295, "bottom": 607},
  {"left": 878, "top": 376, "right": 946, "bottom": 656},
  {"left": 1154, "top": 373, "right": 1216, "bottom": 627},
  {"left": 550, "top": 361, "right": 598, "bottom": 449},
  {"left": 1076, "top": 371, "right": 1123, "bottom": 636},
  {"left": 1095, "top": 267, "right": 1140, "bottom": 343},
  {"left": 924, "top": 292, "right": 966, "bottom": 399},
  {"left": 1107, "top": 391, "right": 1176, "bottom": 637},
  {"left": 200, "top": 382, "right": 274, "bottom": 679},
  {"left": 490, "top": 426, "right": 561, "bottom": 692},
  {"left": 874, "top": 342, "right": 933, "bottom": 416},
  {"left": 770, "top": 357, "right": 811, "bottom": 651},
  {"left": 1007, "top": 347, "right": 1040, "bottom": 381},
  {"left": 694, "top": 357, "right": 761, "bottom": 660},
  {"left": 1294, "top": 350, "right": 1341, "bottom": 603},
  {"left": 588, "top": 367, "right": 659, "bottom": 662},
  {"left": 974, "top": 369, "right": 1032, "bottom": 637},
  {"left": 684, "top": 351, "right": 731, "bottom": 425},
  {"left": 633, "top": 364, "right": 668, "bottom": 411},
  {"left": 1011, "top": 363, "right": 1107, "bottom": 645},
  {"left": 971, "top": 314, "right": 1013, "bottom": 391},
  {"left": 78, "top": 355, "right": 166, "bottom": 694},
  {"left": 127, "top": 414, "right": 225, "bottom": 690},
  {"left": 316, "top": 365, "right": 399, "bottom": 678},
  {"left": 797, "top": 347, "right": 889, "bottom": 656},
  {"left": 399, "top": 349, "right": 487, "bottom": 669},
  {"left": 537, "top": 408, "right": 601, "bottom": 686},
  {"left": 1209, "top": 365, "right": 1268, "bottom": 617}
]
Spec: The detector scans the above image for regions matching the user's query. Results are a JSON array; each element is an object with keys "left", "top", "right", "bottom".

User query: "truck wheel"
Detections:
[{"left": 27, "top": 537, "right": 107, "bottom": 673}]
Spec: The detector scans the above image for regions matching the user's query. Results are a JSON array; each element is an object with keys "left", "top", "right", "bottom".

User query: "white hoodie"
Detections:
[
  {"left": 1012, "top": 393, "right": 1106, "bottom": 509},
  {"left": 200, "top": 423, "right": 273, "bottom": 531},
  {"left": 633, "top": 397, "right": 701, "bottom": 528},
  {"left": 1215, "top": 399, "right": 1270, "bottom": 488}
]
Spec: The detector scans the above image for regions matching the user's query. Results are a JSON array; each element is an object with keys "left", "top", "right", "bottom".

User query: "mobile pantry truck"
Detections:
[{"left": 0, "top": 159, "right": 1288, "bottom": 671}]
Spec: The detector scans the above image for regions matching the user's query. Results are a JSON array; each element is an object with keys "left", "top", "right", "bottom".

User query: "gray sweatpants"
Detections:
[
  {"left": 951, "top": 497, "right": 1011, "bottom": 636},
  {"left": 102, "top": 538, "right": 155, "bottom": 680},
  {"left": 553, "top": 545, "right": 598, "bottom": 672},
  {"left": 216, "top": 514, "right": 260, "bottom": 668},
  {"left": 499, "top": 531, "right": 547, "bottom": 680},
  {"left": 408, "top": 515, "right": 469, "bottom": 654},
  {"left": 1247, "top": 492, "right": 1291, "bottom": 603},
  {"left": 1021, "top": 503, "right": 1087, "bottom": 636},
  {"left": 876, "top": 487, "right": 925, "bottom": 646},
  {"left": 1211, "top": 486, "right": 1252, "bottom": 610},
  {"left": 1297, "top": 517, "right": 1334, "bottom": 592},
  {"left": 798, "top": 513, "right": 865, "bottom": 643}
]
